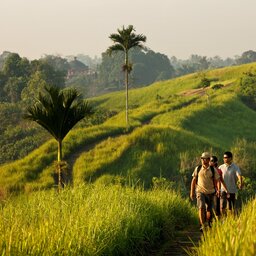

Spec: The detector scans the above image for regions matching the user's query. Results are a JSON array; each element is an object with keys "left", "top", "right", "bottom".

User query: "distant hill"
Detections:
[{"left": 1, "top": 62, "right": 256, "bottom": 195}]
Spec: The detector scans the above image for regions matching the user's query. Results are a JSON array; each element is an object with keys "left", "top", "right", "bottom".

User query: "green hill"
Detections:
[{"left": 1, "top": 63, "right": 256, "bottom": 196}]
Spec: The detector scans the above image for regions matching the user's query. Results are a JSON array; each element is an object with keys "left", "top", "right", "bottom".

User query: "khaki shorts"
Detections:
[{"left": 196, "top": 192, "right": 215, "bottom": 211}]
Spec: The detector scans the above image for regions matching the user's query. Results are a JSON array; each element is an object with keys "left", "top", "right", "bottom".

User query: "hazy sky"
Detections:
[{"left": 1, "top": 0, "right": 256, "bottom": 60}]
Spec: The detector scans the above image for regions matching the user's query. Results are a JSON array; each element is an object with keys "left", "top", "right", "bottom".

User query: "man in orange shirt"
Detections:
[{"left": 190, "top": 152, "right": 220, "bottom": 231}]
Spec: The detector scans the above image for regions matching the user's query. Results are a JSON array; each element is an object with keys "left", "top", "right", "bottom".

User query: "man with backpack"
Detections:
[{"left": 190, "top": 152, "right": 220, "bottom": 231}]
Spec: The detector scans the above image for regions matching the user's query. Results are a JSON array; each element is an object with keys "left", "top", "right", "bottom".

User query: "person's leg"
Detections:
[
  {"left": 206, "top": 193, "right": 215, "bottom": 226},
  {"left": 228, "top": 193, "right": 236, "bottom": 213},
  {"left": 216, "top": 196, "right": 221, "bottom": 216},
  {"left": 212, "top": 193, "right": 218, "bottom": 217},
  {"left": 199, "top": 208, "right": 206, "bottom": 226},
  {"left": 197, "top": 192, "right": 206, "bottom": 229},
  {"left": 220, "top": 191, "right": 227, "bottom": 216}
]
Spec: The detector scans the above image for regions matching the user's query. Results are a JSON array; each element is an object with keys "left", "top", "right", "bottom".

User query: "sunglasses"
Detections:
[{"left": 223, "top": 156, "right": 230, "bottom": 159}]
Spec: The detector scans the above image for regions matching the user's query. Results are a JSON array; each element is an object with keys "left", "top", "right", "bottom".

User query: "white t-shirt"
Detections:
[{"left": 219, "top": 162, "right": 241, "bottom": 193}]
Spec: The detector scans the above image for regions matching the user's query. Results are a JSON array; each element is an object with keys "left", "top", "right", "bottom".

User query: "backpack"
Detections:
[{"left": 195, "top": 165, "right": 215, "bottom": 187}]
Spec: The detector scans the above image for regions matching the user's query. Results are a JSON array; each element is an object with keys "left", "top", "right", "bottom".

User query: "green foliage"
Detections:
[
  {"left": 237, "top": 177, "right": 256, "bottom": 202},
  {"left": 236, "top": 50, "right": 256, "bottom": 65},
  {"left": 25, "top": 85, "right": 93, "bottom": 143},
  {"left": 0, "top": 102, "right": 49, "bottom": 164},
  {"left": 240, "top": 69, "right": 256, "bottom": 98},
  {"left": 200, "top": 77, "right": 211, "bottom": 88},
  {"left": 0, "top": 185, "right": 197, "bottom": 255},
  {"left": 211, "top": 83, "right": 224, "bottom": 90},
  {"left": 0, "top": 53, "right": 68, "bottom": 104},
  {"left": 98, "top": 48, "right": 175, "bottom": 89},
  {"left": 231, "top": 138, "right": 256, "bottom": 179}
]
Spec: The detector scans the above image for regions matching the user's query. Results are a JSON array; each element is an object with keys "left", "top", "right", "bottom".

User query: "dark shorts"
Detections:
[
  {"left": 196, "top": 192, "right": 215, "bottom": 211},
  {"left": 220, "top": 192, "right": 236, "bottom": 210}
]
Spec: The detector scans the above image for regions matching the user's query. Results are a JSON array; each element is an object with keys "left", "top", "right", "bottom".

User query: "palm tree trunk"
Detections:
[
  {"left": 57, "top": 140, "right": 63, "bottom": 191},
  {"left": 58, "top": 140, "right": 62, "bottom": 162},
  {"left": 125, "top": 51, "right": 129, "bottom": 126}
]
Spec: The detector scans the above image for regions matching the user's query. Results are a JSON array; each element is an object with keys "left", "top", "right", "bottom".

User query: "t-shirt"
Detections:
[
  {"left": 192, "top": 165, "right": 220, "bottom": 194},
  {"left": 218, "top": 162, "right": 241, "bottom": 193}
]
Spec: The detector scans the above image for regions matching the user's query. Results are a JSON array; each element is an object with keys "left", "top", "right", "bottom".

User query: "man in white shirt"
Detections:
[{"left": 219, "top": 151, "right": 243, "bottom": 215}]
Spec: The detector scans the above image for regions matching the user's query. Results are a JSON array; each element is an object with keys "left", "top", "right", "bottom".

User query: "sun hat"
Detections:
[{"left": 201, "top": 152, "right": 210, "bottom": 159}]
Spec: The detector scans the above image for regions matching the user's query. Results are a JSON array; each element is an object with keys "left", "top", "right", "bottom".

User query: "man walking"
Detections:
[
  {"left": 190, "top": 152, "right": 220, "bottom": 231},
  {"left": 219, "top": 151, "right": 243, "bottom": 215}
]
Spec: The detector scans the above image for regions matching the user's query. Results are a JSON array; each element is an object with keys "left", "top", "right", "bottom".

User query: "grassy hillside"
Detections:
[{"left": 1, "top": 62, "right": 256, "bottom": 195}]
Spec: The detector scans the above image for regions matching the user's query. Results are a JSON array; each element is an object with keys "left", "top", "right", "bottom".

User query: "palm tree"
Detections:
[
  {"left": 107, "top": 25, "right": 146, "bottom": 126},
  {"left": 24, "top": 84, "right": 93, "bottom": 189}
]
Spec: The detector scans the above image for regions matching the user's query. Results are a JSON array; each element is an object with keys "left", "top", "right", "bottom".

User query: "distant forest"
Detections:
[
  {"left": 0, "top": 48, "right": 256, "bottom": 165},
  {"left": 1, "top": 48, "right": 256, "bottom": 101}
]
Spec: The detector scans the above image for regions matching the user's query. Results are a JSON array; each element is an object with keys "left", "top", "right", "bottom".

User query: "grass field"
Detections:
[{"left": 0, "top": 185, "right": 197, "bottom": 255}]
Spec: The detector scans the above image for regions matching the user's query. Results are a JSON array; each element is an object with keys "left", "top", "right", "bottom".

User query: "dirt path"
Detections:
[{"left": 149, "top": 225, "right": 202, "bottom": 256}]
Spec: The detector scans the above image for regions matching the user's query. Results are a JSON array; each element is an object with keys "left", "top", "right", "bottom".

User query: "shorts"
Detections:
[
  {"left": 220, "top": 192, "right": 236, "bottom": 210},
  {"left": 196, "top": 192, "right": 215, "bottom": 211}
]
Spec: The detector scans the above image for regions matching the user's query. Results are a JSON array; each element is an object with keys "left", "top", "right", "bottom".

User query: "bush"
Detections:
[{"left": 211, "top": 83, "right": 224, "bottom": 90}]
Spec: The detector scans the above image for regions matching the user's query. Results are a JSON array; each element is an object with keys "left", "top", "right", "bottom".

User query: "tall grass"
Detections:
[
  {"left": 192, "top": 198, "right": 256, "bottom": 256},
  {"left": 0, "top": 184, "right": 197, "bottom": 255}
]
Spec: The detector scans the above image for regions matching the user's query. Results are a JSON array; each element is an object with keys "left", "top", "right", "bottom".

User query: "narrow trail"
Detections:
[
  {"left": 64, "top": 117, "right": 156, "bottom": 182},
  {"left": 64, "top": 133, "right": 124, "bottom": 183},
  {"left": 149, "top": 225, "right": 202, "bottom": 256}
]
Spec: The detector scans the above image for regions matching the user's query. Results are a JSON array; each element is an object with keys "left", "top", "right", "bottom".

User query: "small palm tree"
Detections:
[
  {"left": 24, "top": 84, "right": 93, "bottom": 189},
  {"left": 107, "top": 25, "right": 146, "bottom": 125}
]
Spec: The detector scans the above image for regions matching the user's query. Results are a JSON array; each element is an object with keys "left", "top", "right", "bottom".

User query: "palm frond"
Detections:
[
  {"left": 107, "top": 44, "right": 124, "bottom": 55},
  {"left": 108, "top": 25, "right": 146, "bottom": 53},
  {"left": 24, "top": 84, "right": 93, "bottom": 142}
]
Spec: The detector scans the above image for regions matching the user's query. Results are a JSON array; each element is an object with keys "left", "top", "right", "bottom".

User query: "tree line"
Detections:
[{"left": 1, "top": 49, "right": 256, "bottom": 102}]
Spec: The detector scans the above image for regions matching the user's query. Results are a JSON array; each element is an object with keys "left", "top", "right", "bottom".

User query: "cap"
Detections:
[{"left": 201, "top": 152, "right": 210, "bottom": 159}]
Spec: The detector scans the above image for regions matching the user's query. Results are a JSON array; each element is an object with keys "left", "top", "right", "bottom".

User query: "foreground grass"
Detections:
[
  {"left": 0, "top": 185, "right": 197, "bottom": 256},
  {"left": 193, "top": 198, "right": 256, "bottom": 256}
]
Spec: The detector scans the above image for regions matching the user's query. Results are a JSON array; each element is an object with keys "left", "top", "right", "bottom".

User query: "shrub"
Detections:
[{"left": 211, "top": 83, "right": 224, "bottom": 90}]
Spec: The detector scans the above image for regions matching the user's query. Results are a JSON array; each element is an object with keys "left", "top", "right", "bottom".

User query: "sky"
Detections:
[{"left": 1, "top": 0, "right": 256, "bottom": 60}]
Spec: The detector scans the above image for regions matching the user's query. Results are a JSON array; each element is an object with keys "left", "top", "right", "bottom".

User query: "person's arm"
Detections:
[
  {"left": 236, "top": 165, "right": 243, "bottom": 189},
  {"left": 216, "top": 178, "right": 221, "bottom": 197},
  {"left": 190, "top": 177, "right": 196, "bottom": 200},
  {"left": 238, "top": 174, "right": 243, "bottom": 189},
  {"left": 220, "top": 178, "right": 229, "bottom": 193}
]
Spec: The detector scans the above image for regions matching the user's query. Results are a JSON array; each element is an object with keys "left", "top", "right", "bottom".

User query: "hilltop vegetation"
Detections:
[{"left": 1, "top": 62, "right": 256, "bottom": 196}]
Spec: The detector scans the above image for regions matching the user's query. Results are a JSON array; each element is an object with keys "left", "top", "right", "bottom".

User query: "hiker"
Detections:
[
  {"left": 209, "top": 156, "right": 229, "bottom": 216},
  {"left": 190, "top": 152, "right": 220, "bottom": 231},
  {"left": 219, "top": 151, "right": 243, "bottom": 215}
]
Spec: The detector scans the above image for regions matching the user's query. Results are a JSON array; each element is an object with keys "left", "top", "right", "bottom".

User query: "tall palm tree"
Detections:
[
  {"left": 24, "top": 84, "right": 93, "bottom": 189},
  {"left": 107, "top": 25, "right": 146, "bottom": 125}
]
